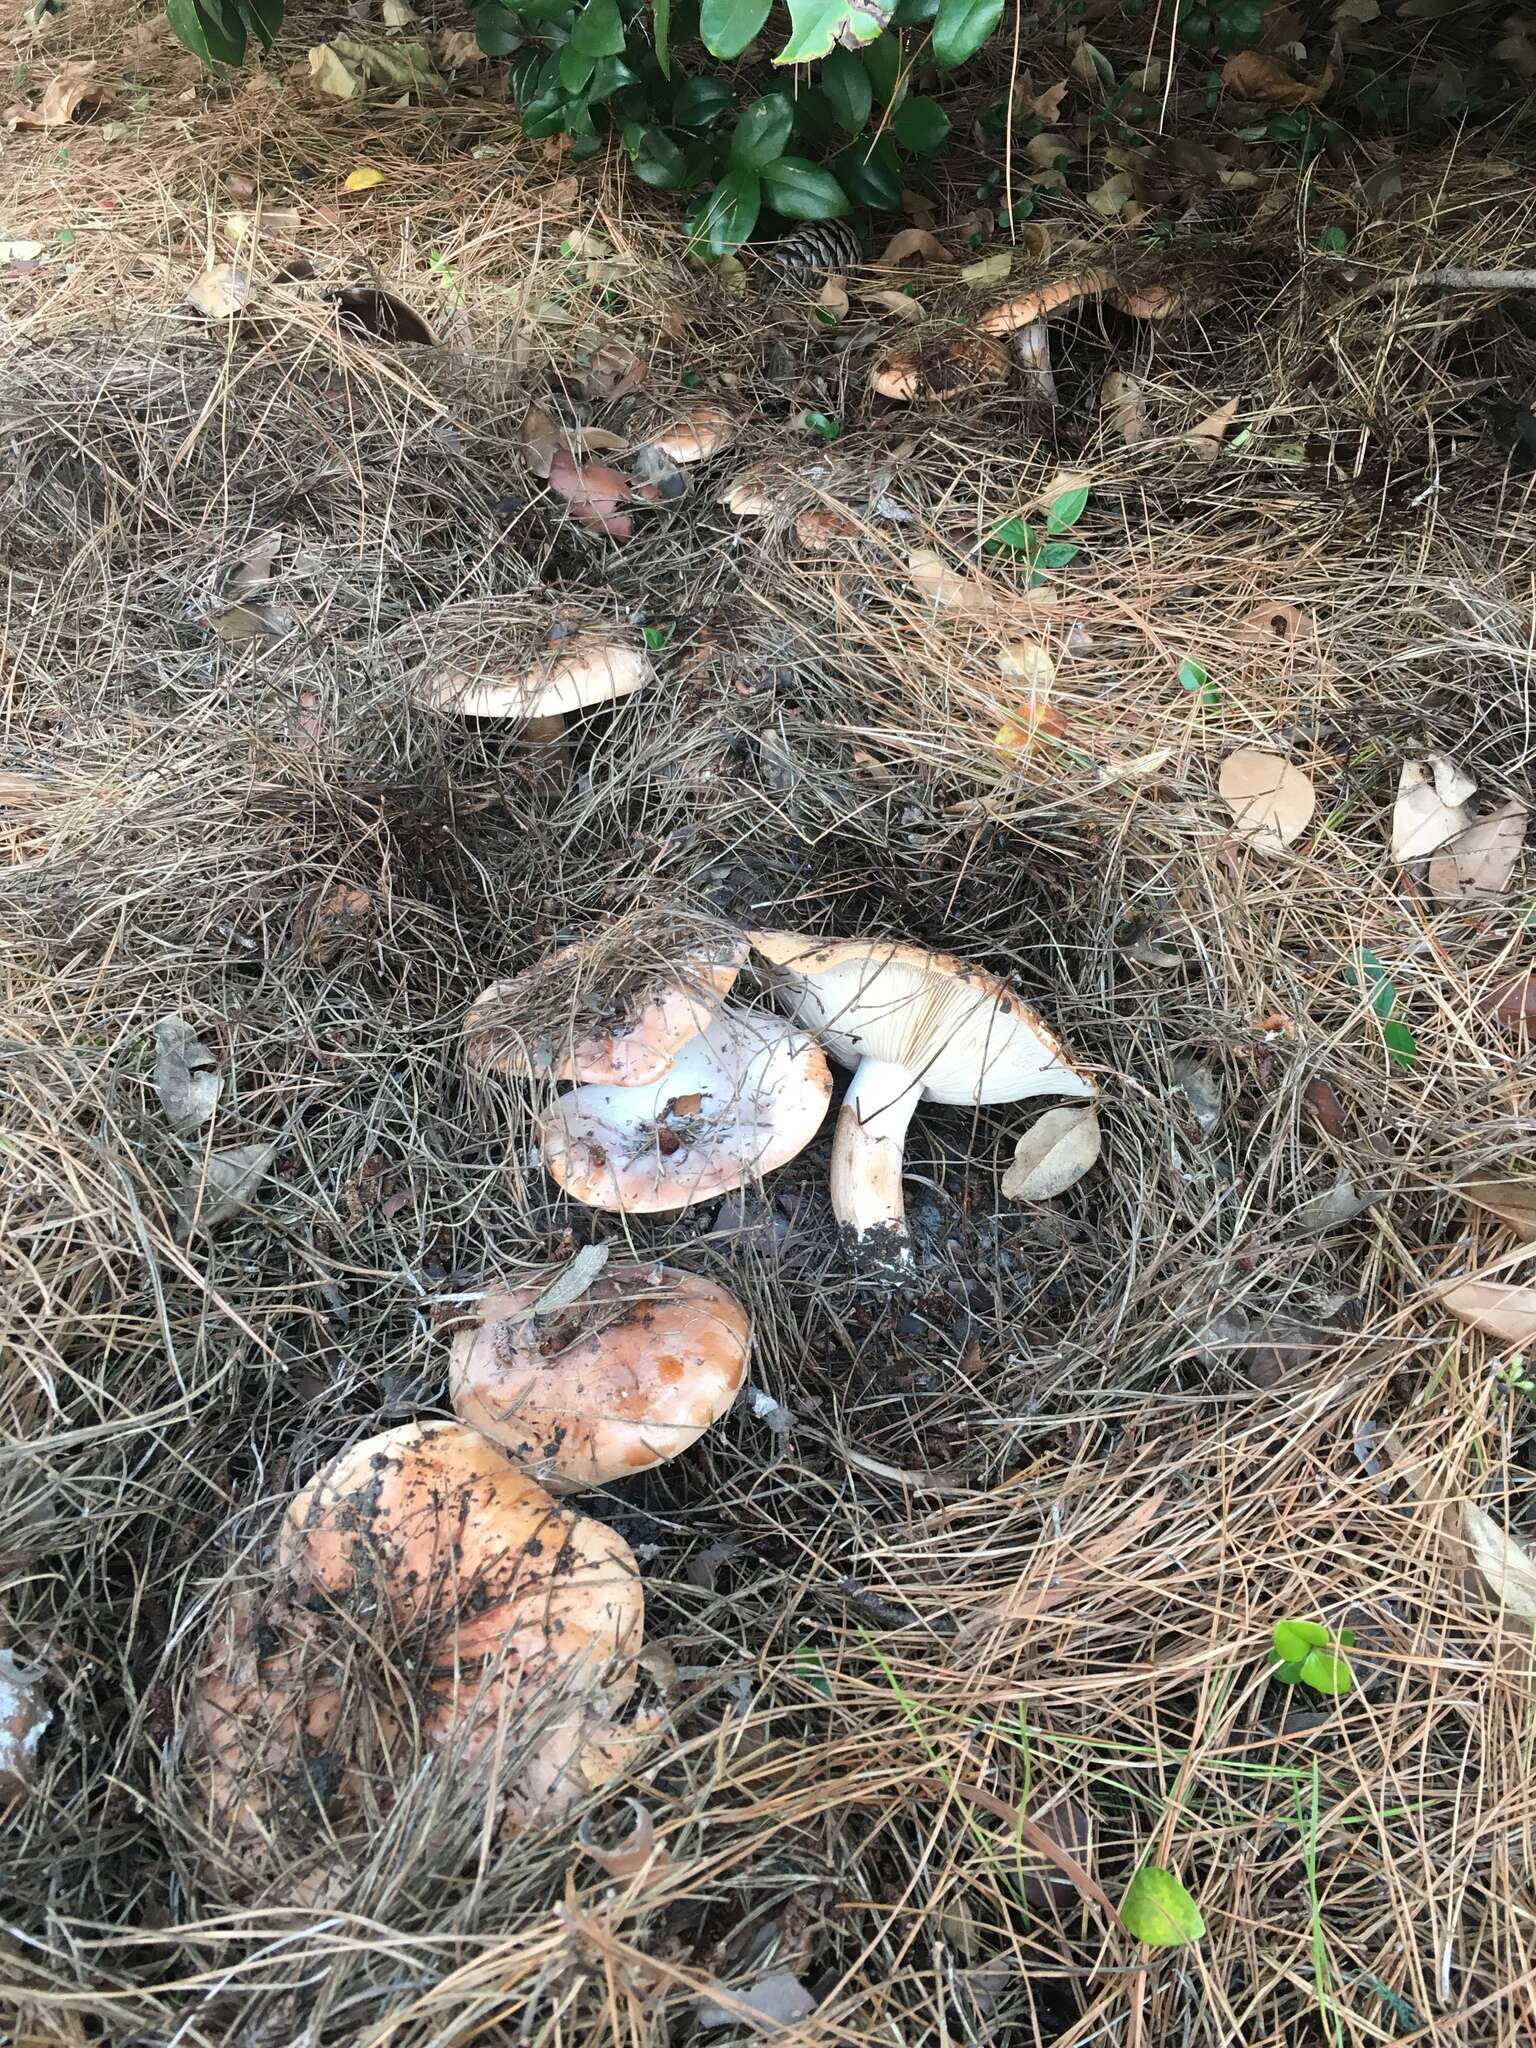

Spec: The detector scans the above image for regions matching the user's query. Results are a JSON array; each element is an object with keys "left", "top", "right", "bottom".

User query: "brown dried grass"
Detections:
[{"left": 4, "top": 6, "right": 1536, "bottom": 2045}]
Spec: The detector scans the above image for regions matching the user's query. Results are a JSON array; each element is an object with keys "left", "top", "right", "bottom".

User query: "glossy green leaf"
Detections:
[
  {"left": 761, "top": 155, "right": 851, "bottom": 219},
  {"left": 822, "top": 47, "right": 873, "bottom": 132},
  {"left": 559, "top": 40, "right": 596, "bottom": 90},
  {"left": 700, "top": 0, "right": 771, "bottom": 58},
  {"left": 931, "top": 0, "right": 1003, "bottom": 69},
  {"left": 791, "top": 85, "right": 837, "bottom": 145},
  {"left": 167, "top": 0, "right": 246, "bottom": 67},
  {"left": 988, "top": 517, "right": 1034, "bottom": 553},
  {"left": 234, "top": 0, "right": 281, "bottom": 50},
  {"left": 570, "top": 0, "right": 626, "bottom": 58},
  {"left": 892, "top": 0, "right": 938, "bottom": 18},
  {"left": 832, "top": 132, "right": 901, "bottom": 208},
  {"left": 651, "top": 0, "right": 671, "bottom": 74},
  {"left": 776, "top": 0, "right": 884, "bottom": 64},
  {"left": 1272, "top": 1618, "right": 1331, "bottom": 1663},
  {"left": 1046, "top": 484, "right": 1090, "bottom": 532},
  {"left": 1382, "top": 1018, "right": 1417, "bottom": 1069},
  {"left": 1119, "top": 1866, "right": 1206, "bottom": 1949},
  {"left": 1299, "top": 1646, "right": 1353, "bottom": 1695},
  {"left": 860, "top": 30, "right": 902, "bottom": 100},
  {"left": 586, "top": 51, "right": 638, "bottom": 99},
  {"left": 472, "top": 2, "right": 524, "bottom": 54},
  {"left": 804, "top": 409, "right": 842, "bottom": 439},
  {"left": 673, "top": 73, "right": 735, "bottom": 126},
  {"left": 625, "top": 121, "right": 691, "bottom": 187},
  {"left": 1034, "top": 540, "right": 1080, "bottom": 569},
  {"left": 691, "top": 164, "right": 762, "bottom": 255},
  {"left": 731, "top": 92, "right": 794, "bottom": 168},
  {"left": 892, "top": 94, "right": 948, "bottom": 151}
]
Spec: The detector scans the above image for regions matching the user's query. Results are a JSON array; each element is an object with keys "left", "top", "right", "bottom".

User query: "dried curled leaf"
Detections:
[
  {"left": 1428, "top": 801, "right": 1527, "bottom": 901},
  {"left": 177, "top": 1141, "right": 279, "bottom": 1235},
  {"left": 187, "top": 266, "right": 255, "bottom": 321},
  {"left": 877, "top": 228, "right": 957, "bottom": 266},
  {"left": 1437, "top": 1276, "right": 1536, "bottom": 1348},
  {"left": 1186, "top": 397, "right": 1240, "bottom": 462},
  {"left": 1002, "top": 1105, "right": 1101, "bottom": 1201},
  {"left": 1462, "top": 1181, "right": 1536, "bottom": 1242},
  {"left": 1101, "top": 369, "right": 1149, "bottom": 445},
  {"left": 153, "top": 1015, "right": 222, "bottom": 1130},
  {"left": 907, "top": 548, "right": 992, "bottom": 609},
  {"left": 1463, "top": 1501, "right": 1536, "bottom": 1625},
  {"left": 1219, "top": 748, "right": 1316, "bottom": 854},
  {"left": 4, "top": 62, "right": 111, "bottom": 130},
  {"left": 1221, "top": 49, "right": 1336, "bottom": 105},
  {"left": 1392, "top": 759, "right": 1471, "bottom": 861}
]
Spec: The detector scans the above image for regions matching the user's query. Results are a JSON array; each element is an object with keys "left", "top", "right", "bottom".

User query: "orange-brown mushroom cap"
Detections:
[
  {"left": 540, "top": 1003, "right": 832, "bottom": 1213},
  {"left": 449, "top": 1264, "right": 751, "bottom": 1489},
  {"left": 466, "top": 939, "right": 746, "bottom": 1087},
  {"left": 972, "top": 269, "right": 1114, "bottom": 337}
]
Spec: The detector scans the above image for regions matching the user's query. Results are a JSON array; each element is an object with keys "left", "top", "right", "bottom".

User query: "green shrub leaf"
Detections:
[
  {"left": 730, "top": 92, "right": 795, "bottom": 167},
  {"left": 472, "top": 2, "right": 523, "bottom": 54},
  {"left": 1299, "top": 1647, "right": 1353, "bottom": 1695},
  {"left": 892, "top": 94, "right": 949, "bottom": 151},
  {"left": 167, "top": 0, "right": 247, "bottom": 67},
  {"left": 234, "top": 0, "right": 281, "bottom": 50},
  {"left": 1119, "top": 1866, "right": 1206, "bottom": 1949},
  {"left": 821, "top": 47, "right": 873, "bottom": 133},
  {"left": 691, "top": 164, "right": 762, "bottom": 255},
  {"left": 625, "top": 121, "right": 691, "bottom": 188},
  {"left": 559, "top": 41, "right": 597, "bottom": 91},
  {"left": 1382, "top": 1017, "right": 1417, "bottom": 1068},
  {"left": 832, "top": 132, "right": 901, "bottom": 207},
  {"left": 701, "top": 0, "right": 771, "bottom": 59},
  {"left": 776, "top": 0, "right": 885, "bottom": 65},
  {"left": 651, "top": 0, "right": 671, "bottom": 74},
  {"left": 761, "top": 155, "right": 851, "bottom": 219},
  {"left": 791, "top": 85, "right": 838, "bottom": 145},
  {"left": 860, "top": 31, "right": 902, "bottom": 101},
  {"left": 673, "top": 73, "right": 734, "bottom": 127},
  {"left": 570, "top": 0, "right": 626, "bottom": 59},
  {"left": 931, "top": 0, "right": 1004, "bottom": 69}
]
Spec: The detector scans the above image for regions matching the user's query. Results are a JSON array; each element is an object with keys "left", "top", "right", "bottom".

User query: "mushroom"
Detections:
[
  {"left": 793, "top": 503, "right": 863, "bottom": 552},
  {"left": 640, "top": 400, "right": 739, "bottom": 467},
  {"left": 190, "top": 1423, "right": 647, "bottom": 1840},
  {"left": 423, "top": 628, "right": 651, "bottom": 749},
  {"left": 973, "top": 269, "right": 1115, "bottom": 337},
  {"left": 449, "top": 1264, "right": 750, "bottom": 1488},
  {"left": 466, "top": 936, "right": 746, "bottom": 1087},
  {"left": 540, "top": 1003, "right": 831, "bottom": 1213},
  {"left": 870, "top": 332, "right": 1012, "bottom": 402},
  {"left": 750, "top": 933, "right": 1094, "bottom": 1254}
]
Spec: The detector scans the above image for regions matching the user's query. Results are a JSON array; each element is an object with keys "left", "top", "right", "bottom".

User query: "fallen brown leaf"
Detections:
[
  {"left": 1463, "top": 1501, "right": 1536, "bottom": 1625},
  {"left": 1392, "top": 758, "right": 1471, "bottom": 861},
  {"left": 518, "top": 403, "right": 567, "bottom": 480},
  {"left": 187, "top": 266, "right": 254, "bottom": 320},
  {"left": 547, "top": 448, "right": 631, "bottom": 539},
  {"left": 1186, "top": 396, "right": 1240, "bottom": 462},
  {"left": 4, "top": 62, "right": 111, "bottom": 130},
  {"left": 1030, "top": 79, "right": 1070, "bottom": 123},
  {"left": 877, "top": 228, "right": 958, "bottom": 266},
  {"left": 1302, "top": 1075, "right": 1347, "bottom": 1136},
  {"left": 206, "top": 601, "right": 284, "bottom": 644},
  {"left": 1438, "top": 1274, "right": 1536, "bottom": 1347},
  {"left": 907, "top": 548, "right": 992, "bottom": 609},
  {"left": 815, "top": 275, "right": 849, "bottom": 322},
  {"left": 1101, "top": 369, "right": 1149, "bottom": 444},
  {"left": 1462, "top": 1180, "right": 1536, "bottom": 1242},
  {"left": 1243, "top": 599, "right": 1307, "bottom": 642},
  {"left": 573, "top": 342, "right": 648, "bottom": 400},
  {"left": 1219, "top": 747, "right": 1316, "bottom": 854},
  {"left": 861, "top": 287, "right": 925, "bottom": 321},
  {"left": 1002, "top": 1104, "right": 1101, "bottom": 1200},
  {"left": 1221, "top": 48, "right": 1336, "bottom": 105},
  {"left": 1484, "top": 970, "right": 1536, "bottom": 1031},
  {"left": 1428, "top": 800, "right": 1527, "bottom": 901}
]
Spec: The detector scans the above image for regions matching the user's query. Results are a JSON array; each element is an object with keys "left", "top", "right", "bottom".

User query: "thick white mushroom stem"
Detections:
[{"left": 830, "top": 1057, "right": 922, "bottom": 1245}]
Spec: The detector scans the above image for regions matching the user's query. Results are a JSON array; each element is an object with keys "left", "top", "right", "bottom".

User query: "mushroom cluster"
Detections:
[{"left": 468, "top": 929, "right": 832, "bottom": 1217}]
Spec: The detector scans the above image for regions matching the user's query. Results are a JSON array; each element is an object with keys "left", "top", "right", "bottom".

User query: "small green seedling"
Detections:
[
  {"left": 1497, "top": 1354, "right": 1535, "bottom": 1396},
  {"left": 1177, "top": 657, "right": 1220, "bottom": 708},
  {"left": 793, "top": 1644, "right": 833, "bottom": 1699},
  {"left": 1317, "top": 224, "right": 1350, "bottom": 253},
  {"left": 803, "top": 409, "right": 841, "bottom": 440},
  {"left": 1271, "top": 1618, "right": 1354, "bottom": 1696},
  {"left": 1345, "top": 949, "right": 1417, "bottom": 1070},
  {"left": 641, "top": 624, "right": 673, "bottom": 651}
]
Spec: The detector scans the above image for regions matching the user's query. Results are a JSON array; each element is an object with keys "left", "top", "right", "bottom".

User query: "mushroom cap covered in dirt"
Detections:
[
  {"left": 449, "top": 1264, "right": 751, "bottom": 1489},
  {"left": 190, "top": 1423, "right": 646, "bottom": 1842},
  {"left": 750, "top": 932, "right": 1094, "bottom": 1249},
  {"left": 870, "top": 332, "right": 1011, "bottom": 401},
  {"left": 642, "top": 400, "right": 739, "bottom": 466},
  {"left": 466, "top": 937, "right": 746, "bottom": 1088},
  {"left": 424, "top": 633, "right": 651, "bottom": 721},
  {"left": 540, "top": 1004, "right": 831, "bottom": 1213}
]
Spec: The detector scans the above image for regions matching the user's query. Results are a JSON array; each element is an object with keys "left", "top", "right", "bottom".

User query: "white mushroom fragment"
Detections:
[
  {"left": 751, "top": 933, "right": 1094, "bottom": 1254},
  {"left": 540, "top": 1004, "right": 831, "bottom": 1213},
  {"left": 466, "top": 937, "right": 746, "bottom": 1087},
  {"left": 449, "top": 1264, "right": 751, "bottom": 1488}
]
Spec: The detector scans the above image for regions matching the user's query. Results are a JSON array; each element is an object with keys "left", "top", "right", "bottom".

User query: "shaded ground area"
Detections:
[{"left": 4, "top": 4, "right": 1536, "bottom": 2044}]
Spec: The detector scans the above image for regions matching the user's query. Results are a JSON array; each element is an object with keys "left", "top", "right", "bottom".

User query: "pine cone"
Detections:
[{"left": 758, "top": 219, "right": 865, "bottom": 288}]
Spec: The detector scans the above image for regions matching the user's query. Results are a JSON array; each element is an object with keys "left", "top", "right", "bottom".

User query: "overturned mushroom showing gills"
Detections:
[
  {"left": 751, "top": 934, "right": 1094, "bottom": 1255},
  {"left": 424, "top": 632, "right": 650, "bottom": 727},
  {"left": 191, "top": 1423, "right": 646, "bottom": 1839},
  {"left": 466, "top": 938, "right": 745, "bottom": 1087},
  {"left": 450, "top": 1265, "right": 751, "bottom": 1488},
  {"left": 541, "top": 1004, "right": 831, "bottom": 1212}
]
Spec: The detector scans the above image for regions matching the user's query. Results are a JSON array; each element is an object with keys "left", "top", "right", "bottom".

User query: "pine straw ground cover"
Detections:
[{"left": 6, "top": 8, "right": 1536, "bottom": 2047}]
